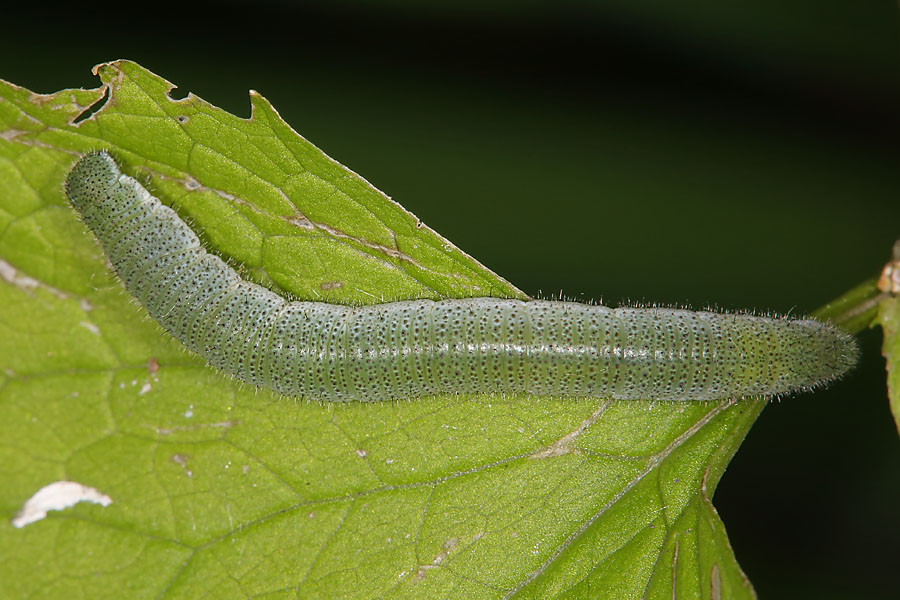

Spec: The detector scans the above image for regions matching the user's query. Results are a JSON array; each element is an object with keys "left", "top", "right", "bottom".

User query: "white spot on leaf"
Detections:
[
  {"left": 12, "top": 481, "right": 112, "bottom": 528},
  {"left": 79, "top": 321, "right": 101, "bottom": 336}
]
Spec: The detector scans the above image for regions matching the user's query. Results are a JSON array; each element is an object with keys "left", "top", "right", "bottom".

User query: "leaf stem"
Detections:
[{"left": 812, "top": 276, "right": 886, "bottom": 334}]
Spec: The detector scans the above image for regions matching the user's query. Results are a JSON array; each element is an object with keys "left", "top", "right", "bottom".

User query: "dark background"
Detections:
[{"left": 4, "top": 2, "right": 899, "bottom": 597}]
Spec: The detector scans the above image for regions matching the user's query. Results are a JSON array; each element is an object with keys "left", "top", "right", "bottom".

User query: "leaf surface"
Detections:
[{"left": 0, "top": 60, "right": 789, "bottom": 599}]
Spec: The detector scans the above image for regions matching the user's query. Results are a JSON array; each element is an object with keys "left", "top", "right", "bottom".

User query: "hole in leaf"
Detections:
[
  {"left": 167, "top": 87, "right": 190, "bottom": 101},
  {"left": 72, "top": 85, "right": 110, "bottom": 125}
]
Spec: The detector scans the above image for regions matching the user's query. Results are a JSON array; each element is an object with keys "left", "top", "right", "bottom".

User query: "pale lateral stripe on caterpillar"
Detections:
[{"left": 64, "top": 151, "right": 859, "bottom": 402}]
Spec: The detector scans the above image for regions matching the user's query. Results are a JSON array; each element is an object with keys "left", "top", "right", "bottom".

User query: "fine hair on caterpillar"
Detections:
[{"left": 64, "top": 150, "right": 860, "bottom": 403}]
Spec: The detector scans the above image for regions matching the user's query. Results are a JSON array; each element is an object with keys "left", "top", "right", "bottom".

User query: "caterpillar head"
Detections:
[{"left": 64, "top": 150, "right": 124, "bottom": 221}]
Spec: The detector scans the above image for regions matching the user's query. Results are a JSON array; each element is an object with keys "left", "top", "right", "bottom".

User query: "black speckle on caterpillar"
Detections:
[{"left": 64, "top": 151, "right": 859, "bottom": 403}]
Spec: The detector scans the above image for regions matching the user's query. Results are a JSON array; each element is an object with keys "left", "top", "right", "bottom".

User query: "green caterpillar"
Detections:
[{"left": 65, "top": 151, "right": 859, "bottom": 402}]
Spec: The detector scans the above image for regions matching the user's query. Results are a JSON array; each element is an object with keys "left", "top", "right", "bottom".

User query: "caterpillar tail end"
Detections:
[{"left": 794, "top": 319, "right": 860, "bottom": 391}]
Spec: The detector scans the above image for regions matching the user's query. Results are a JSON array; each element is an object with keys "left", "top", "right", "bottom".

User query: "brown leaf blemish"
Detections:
[
  {"left": 321, "top": 281, "right": 344, "bottom": 291},
  {"left": 172, "top": 453, "right": 193, "bottom": 478}
]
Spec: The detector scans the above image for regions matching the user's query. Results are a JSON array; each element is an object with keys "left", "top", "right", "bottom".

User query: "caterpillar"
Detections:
[{"left": 64, "top": 151, "right": 859, "bottom": 403}]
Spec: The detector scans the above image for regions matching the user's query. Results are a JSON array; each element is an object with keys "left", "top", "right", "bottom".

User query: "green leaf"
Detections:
[
  {"left": 881, "top": 296, "right": 900, "bottom": 435},
  {"left": 877, "top": 242, "right": 900, "bottom": 434},
  {"left": 6, "top": 58, "right": 873, "bottom": 599}
]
